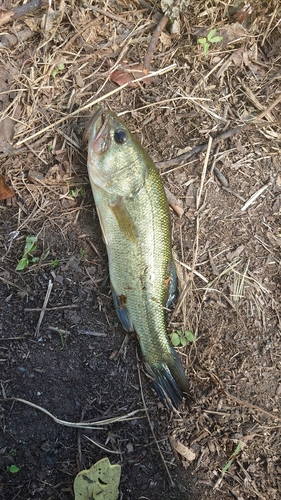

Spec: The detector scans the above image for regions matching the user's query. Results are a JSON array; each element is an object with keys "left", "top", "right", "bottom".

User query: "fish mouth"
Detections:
[{"left": 87, "top": 106, "right": 111, "bottom": 155}]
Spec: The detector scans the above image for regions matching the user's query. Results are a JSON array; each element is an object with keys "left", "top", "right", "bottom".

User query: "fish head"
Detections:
[{"left": 85, "top": 106, "right": 148, "bottom": 196}]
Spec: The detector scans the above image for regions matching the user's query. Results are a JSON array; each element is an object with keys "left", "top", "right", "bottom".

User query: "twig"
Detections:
[
  {"left": 225, "top": 390, "right": 281, "bottom": 424},
  {"left": 2, "top": 397, "right": 145, "bottom": 428},
  {"left": 0, "top": 275, "right": 24, "bottom": 290},
  {"left": 48, "top": 326, "right": 70, "bottom": 335},
  {"left": 25, "top": 304, "right": 78, "bottom": 312},
  {"left": 261, "top": 3, "right": 279, "bottom": 46},
  {"left": 0, "top": 29, "right": 33, "bottom": 49},
  {"left": 137, "top": 361, "right": 174, "bottom": 485},
  {"left": 164, "top": 187, "right": 184, "bottom": 217},
  {"left": 83, "top": 434, "right": 120, "bottom": 455},
  {"left": 0, "top": 0, "right": 48, "bottom": 27},
  {"left": 196, "top": 136, "right": 212, "bottom": 210},
  {"left": 82, "top": 2, "right": 131, "bottom": 26},
  {"left": 253, "top": 94, "right": 281, "bottom": 122},
  {"left": 143, "top": 14, "right": 169, "bottom": 73},
  {"left": 211, "top": 374, "right": 281, "bottom": 423},
  {"left": 35, "top": 279, "right": 53, "bottom": 336},
  {"left": 240, "top": 183, "right": 270, "bottom": 211},
  {"left": 156, "top": 126, "right": 247, "bottom": 169},
  {"left": 221, "top": 186, "right": 246, "bottom": 202},
  {"left": 16, "top": 64, "right": 177, "bottom": 146},
  {"left": 175, "top": 259, "right": 208, "bottom": 283}
]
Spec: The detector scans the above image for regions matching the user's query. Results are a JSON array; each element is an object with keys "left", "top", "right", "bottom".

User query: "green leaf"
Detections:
[
  {"left": 31, "top": 256, "right": 40, "bottom": 263},
  {"left": 41, "top": 250, "right": 50, "bottom": 261},
  {"left": 51, "top": 64, "right": 65, "bottom": 78},
  {"left": 203, "top": 42, "right": 210, "bottom": 56},
  {"left": 184, "top": 330, "right": 196, "bottom": 342},
  {"left": 210, "top": 36, "right": 223, "bottom": 43},
  {"left": 51, "top": 259, "right": 59, "bottom": 268},
  {"left": 16, "top": 256, "right": 29, "bottom": 271},
  {"left": 16, "top": 235, "right": 38, "bottom": 270},
  {"left": 207, "top": 28, "right": 217, "bottom": 41},
  {"left": 198, "top": 37, "right": 206, "bottom": 45},
  {"left": 24, "top": 235, "right": 37, "bottom": 255},
  {"left": 7, "top": 465, "right": 20, "bottom": 473},
  {"left": 171, "top": 332, "right": 181, "bottom": 346},
  {"left": 74, "top": 457, "right": 121, "bottom": 500},
  {"left": 180, "top": 337, "right": 188, "bottom": 347}
]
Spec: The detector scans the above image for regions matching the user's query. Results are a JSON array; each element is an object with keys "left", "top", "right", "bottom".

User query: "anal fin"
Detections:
[{"left": 112, "top": 287, "right": 134, "bottom": 332}]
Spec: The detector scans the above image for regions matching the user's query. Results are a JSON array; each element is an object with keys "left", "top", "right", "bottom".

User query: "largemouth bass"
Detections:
[{"left": 85, "top": 106, "right": 189, "bottom": 408}]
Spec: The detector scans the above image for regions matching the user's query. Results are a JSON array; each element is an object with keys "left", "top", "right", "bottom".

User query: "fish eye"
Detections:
[{"left": 114, "top": 129, "right": 127, "bottom": 144}]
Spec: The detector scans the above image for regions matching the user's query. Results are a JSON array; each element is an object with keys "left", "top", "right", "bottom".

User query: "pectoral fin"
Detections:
[
  {"left": 112, "top": 287, "right": 134, "bottom": 332},
  {"left": 109, "top": 197, "right": 138, "bottom": 242}
]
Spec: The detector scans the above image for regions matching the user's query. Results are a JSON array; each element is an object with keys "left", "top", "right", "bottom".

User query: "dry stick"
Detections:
[
  {"left": 156, "top": 125, "right": 247, "bottom": 169},
  {"left": 16, "top": 64, "right": 176, "bottom": 146},
  {"left": 82, "top": 2, "right": 131, "bottom": 26},
  {"left": 137, "top": 362, "right": 174, "bottom": 486},
  {"left": 191, "top": 137, "right": 212, "bottom": 287},
  {"left": 0, "top": 29, "right": 33, "bottom": 49},
  {"left": 253, "top": 93, "right": 281, "bottom": 121},
  {"left": 175, "top": 259, "right": 208, "bottom": 284},
  {"left": 261, "top": 3, "right": 279, "bottom": 46},
  {"left": 83, "top": 434, "right": 120, "bottom": 455},
  {"left": 164, "top": 187, "right": 184, "bottom": 217},
  {"left": 157, "top": 117, "right": 280, "bottom": 170},
  {"left": 0, "top": 0, "right": 48, "bottom": 27},
  {"left": 211, "top": 374, "right": 281, "bottom": 424},
  {"left": 25, "top": 304, "right": 78, "bottom": 312},
  {"left": 143, "top": 14, "right": 169, "bottom": 73},
  {"left": 196, "top": 136, "right": 213, "bottom": 211},
  {"left": 240, "top": 182, "right": 270, "bottom": 211},
  {"left": 35, "top": 279, "right": 53, "bottom": 337},
  {"left": 225, "top": 390, "right": 281, "bottom": 424},
  {"left": 2, "top": 397, "right": 144, "bottom": 428}
]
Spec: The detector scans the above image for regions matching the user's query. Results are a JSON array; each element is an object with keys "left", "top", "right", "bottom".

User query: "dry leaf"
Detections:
[
  {"left": 109, "top": 60, "right": 154, "bottom": 88},
  {"left": 160, "top": 32, "right": 172, "bottom": 49},
  {"left": 170, "top": 436, "right": 196, "bottom": 461},
  {"left": 0, "top": 174, "right": 15, "bottom": 200}
]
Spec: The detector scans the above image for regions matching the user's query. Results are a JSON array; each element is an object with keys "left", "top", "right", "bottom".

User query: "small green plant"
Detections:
[
  {"left": 222, "top": 441, "right": 243, "bottom": 473},
  {"left": 51, "top": 63, "right": 65, "bottom": 77},
  {"left": 79, "top": 247, "right": 86, "bottom": 258},
  {"left": 58, "top": 330, "right": 67, "bottom": 349},
  {"left": 16, "top": 235, "right": 38, "bottom": 270},
  {"left": 69, "top": 187, "right": 85, "bottom": 198},
  {"left": 51, "top": 259, "right": 59, "bottom": 268},
  {"left": 7, "top": 465, "right": 20, "bottom": 473},
  {"left": 198, "top": 28, "right": 223, "bottom": 56},
  {"left": 170, "top": 329, "right": 195, "bottom": 347}
]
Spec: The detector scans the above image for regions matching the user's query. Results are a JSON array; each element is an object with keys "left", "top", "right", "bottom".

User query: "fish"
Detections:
[{"left": 85, "top": 106, "right": 189, "bottom": 408}]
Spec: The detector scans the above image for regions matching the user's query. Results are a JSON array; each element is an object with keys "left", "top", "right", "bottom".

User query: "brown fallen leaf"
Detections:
[
  {"left": 109, "top": 60, "right": 154, "bottom": 88},
  {"left": 169, "top": 436, "right": 196, "bottom": 461},
  {"left": 0, "top": 174, "right": 15, "bottom": 200}
]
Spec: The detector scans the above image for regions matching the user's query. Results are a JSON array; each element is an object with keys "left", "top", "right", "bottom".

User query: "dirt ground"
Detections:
[{"left": 1, "top": 1, "right": 281, "bottom": 499}]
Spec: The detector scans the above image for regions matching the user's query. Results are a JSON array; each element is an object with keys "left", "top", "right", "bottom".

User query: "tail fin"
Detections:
[{"left": 151, "top": 347, "right": 190, "bottom": 409}]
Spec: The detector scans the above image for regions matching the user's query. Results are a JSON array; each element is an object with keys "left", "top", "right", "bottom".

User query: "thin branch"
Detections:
[
  {"left": 0, "top": 0, "right": 48, "bottom": 27},
  {"left": 143, "top": 14, "right": 169, "bottom": 73}
]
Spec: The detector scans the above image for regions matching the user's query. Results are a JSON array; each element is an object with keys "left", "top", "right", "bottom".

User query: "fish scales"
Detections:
[{"left": 86, "top": 106, "right": 189, "bottom": 408}]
